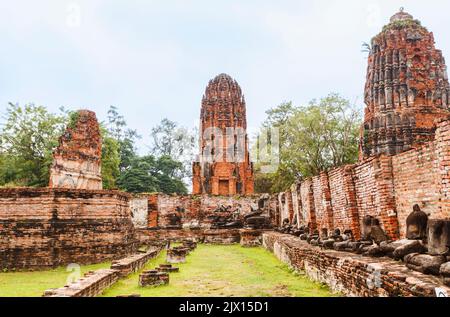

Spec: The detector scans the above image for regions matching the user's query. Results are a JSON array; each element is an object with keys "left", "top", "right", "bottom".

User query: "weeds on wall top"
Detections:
[
  {"left": 382, "top": 19, "right": 426, "bottom": 33},
  {"left": 67, "top": 112, "right": 80, "bottom": 130}
]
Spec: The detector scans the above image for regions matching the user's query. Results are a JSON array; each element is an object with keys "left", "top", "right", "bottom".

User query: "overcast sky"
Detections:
[{"left": 1, "top": 0, "right": 449, "bottom": 152}]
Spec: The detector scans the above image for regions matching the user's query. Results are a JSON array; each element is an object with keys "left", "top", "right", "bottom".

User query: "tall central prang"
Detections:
[{"left": 192, "top": 74, "right": 254, "bottom": 196}]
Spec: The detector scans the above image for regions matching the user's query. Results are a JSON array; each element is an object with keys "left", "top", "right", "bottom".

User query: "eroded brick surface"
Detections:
[
  {"left": 263, "top": 232, "right": 450, "bottom": 297},
  {"left": 0, "top": 188, "right": 137, "bottom": 270},
  {"left": 312, "top": 173, "right": 333, "bottom": 233}
]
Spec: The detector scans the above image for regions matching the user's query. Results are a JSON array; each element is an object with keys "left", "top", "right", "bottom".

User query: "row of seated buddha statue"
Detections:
[
  {"left": 276, "top": 205, "right": 450, "bottom": 286},
  {"left": 162, "top": 195, "right": 273, "bottom": 231}
]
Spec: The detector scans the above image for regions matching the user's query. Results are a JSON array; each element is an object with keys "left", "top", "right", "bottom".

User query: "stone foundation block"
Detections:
[
  {"left": 139, "top": 270, "right": 169, "bottom": 287},
  {"left": 156, "top": 264, "right": 179, "bottom": 273},
  {"left": 167, "top": 247, "right": 188, "bottom": 263},
  {"left": 239, "top": 229, "right": 263, "bottom": 247}
]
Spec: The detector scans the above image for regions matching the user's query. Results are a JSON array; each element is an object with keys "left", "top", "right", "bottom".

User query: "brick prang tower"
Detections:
[
  {"left": 360, "top": 8, "right": 450, "bottom": 159},
  {"left": 192, "top": 74, "right": 254, "bottom": 196},
  {"left": 49, "top": 110, "right": 103, "bottom": 190}
]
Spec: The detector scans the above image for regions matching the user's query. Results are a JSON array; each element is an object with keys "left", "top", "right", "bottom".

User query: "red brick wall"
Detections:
[
  {"left": 299, "top": 179, "right": 316, "bottom": 232},
  {"left": 312, "top": 172, "right": 333, "bottom": 233},
  {"left": 0, "top": 188, "right": 137, "bottom": 270},
  {"left": 286, "top": 190, "right": 294, "bottom": 223},
  {"left": 278, "top": 192, "right": 288, "bottom": 223},
  {"left": 290, "top": 183, "right": 301, "bottom": 226},
  {"left": 148, "top": 212, "right": 158, "bottom": 228},
  {"left": 436, "top": 120, "right": 450, "bottom": 219},
  {"left": 353, "top": 158, "right": 379, "bottom": 220},
  {"left": 137, "top": 228, "right": 242, "bottom": 245},
  {"left": 353, "top": 156, "right": 399, "bottom": 239},
  {"left": 147, "top": 194, "right": 159, "bottom": 228},
  {"left": 328, "top": 165, "right": 360, "bottom": 239},
  {"left": 148, "top": 194, "right": 264, "bottom": 229},
  {"left": 268, "top": 194, "right": 280, "bottom": 227},
  {"left": 392, "top": 143, "right": 441, "bottom": 237},
  {"left": 274, "top": 120, "right": 450, "bottom": 240}
]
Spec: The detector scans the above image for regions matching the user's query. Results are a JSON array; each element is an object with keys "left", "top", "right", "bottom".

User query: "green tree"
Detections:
[
  {"left": 254, "top": 94, "right": 362, "bottom": 193},
  {"left": 149, "top": 118, "right": 197, "bottom": 179},
  {"left": 154, "top": 155, "right": 188, "bottom": 194},
  {"left": 106, "top": 106, "right": 140, "bottom": 172},
  {"left": 284, "top": 93, "right": 361, "bottom": 174},
  {"left": 262, "top": 101, "right": 297, "bottom": 132},
  {"left": 117, "top": 155, "right": 159, "bottom": 193},
  {"left": 117, "top": 155, "right": 187, "bottom": 194},
  {"left": 0, "top": 154, "right": 21, "bottom": 187},
  {"left": 0, "top": 103, "right": 67, "bottom": 187},
  {"left": 100, "top": 126, "right": 120, "bottom": 189},
  {"left": 252, "top": 101, "right": 298, "bottom": 192}
]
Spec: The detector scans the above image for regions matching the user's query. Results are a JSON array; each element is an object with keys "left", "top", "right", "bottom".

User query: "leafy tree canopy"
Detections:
[
  {"left": 149, "top": 118, "right": 197, "bottom": 180},
  {"left": 0, "top": 103, "right": 67, "bottom": 187},
  {"left": 117, "top": 155, "right": 187, "bottom": 194},
  {"left": 254, "top": 93, "right": 362, "bottom": 193}
]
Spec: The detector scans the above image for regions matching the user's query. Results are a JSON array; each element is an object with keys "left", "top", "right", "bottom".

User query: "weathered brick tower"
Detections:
[
  {"left": 49, "top": 110, "right": 103, "bottom": 189},
  {"left": 360, "top": 8, "right": 450, "bottom": 158},
  {"left": 192, "top": 74, "right": 254, "bottom": 196}
]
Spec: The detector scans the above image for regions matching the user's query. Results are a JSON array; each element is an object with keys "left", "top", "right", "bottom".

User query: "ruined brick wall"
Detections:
[
  {"left": 353, "top": 156, "right": 399, "bottom": 239},
  {"left": 290, "top": 183, "right": 301, "bottom": 227},
  {"left": 49, "top": 110, "right": 102, "bottom": 190},
  {"left": 299, "top": 179, "right": 316, "bottom": 232},
  {"left": 286, "top": 189, "right": 294, "bottom": 223},
  {"left": 138, "top": 228, "right": 242, "bottom": 245},
  {"left": 328, "top": 166, "right": 360, "bottom": 238},
  {"left": 312, "top": 173, "right": 333, "bottom": 233},
  {"left": 192, "top": 74, "right": 254, "bottom": 196},
  {"left": 44, "top": 269, "right": 120, "bottom": 297},
  {"left": 392, "top": 138, "right": 442, "bottom": 237},
  {"left": 271, "top": 120, "right": 450, "bottom": 240},
  {"left": 353, "top": 158, "right": 379, "bottom": 222},
  {"left": 130, "top": 196, "right": 148, "bottom": 229},
  {"left": 44, "top": 247, "right": 162, "bottom": 297},
  {"left": 268, "top": 194, "right": 280, "bottom": 227},
  {"left": 266, "top": 10, "right": 450, "bottom": 241},
  {"left": 360, "top": 9, "right": 450, "bottom": 159},
  {"left": 263, "top": 232, "right": 449, "bottom": 297},
  {"left": 148, "top": 194, "right": 159, "bottom": 228},
  {"left": 436, "top": 120, "right": 450, "bottom": 220},
  {"left": 278, "top": 192, "right": 289, "bottom": 223},
  {"left": 0, "top": 188, "right": 137, "bottom": 270},
  {"left": 147, "top": 194, "right": 264, "bottom": 229},
  {"left": 156, "top": 195, "right": 199, "bottom": 228}
]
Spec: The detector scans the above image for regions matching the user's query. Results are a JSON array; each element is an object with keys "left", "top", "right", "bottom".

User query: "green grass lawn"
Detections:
[
  {"left": 0, "top": 261, "right": 111, "bottom": 297},
  {"left": 101, "top": 245, "right": 334, "bottom": 297}
]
